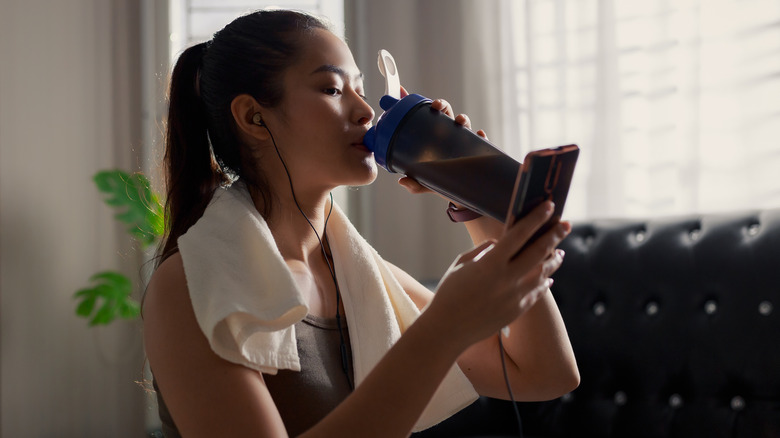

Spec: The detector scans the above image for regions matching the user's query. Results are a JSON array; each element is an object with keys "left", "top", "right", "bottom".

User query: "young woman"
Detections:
[{"left": 143, "top": 9, "right": 578, "bottom": 438}]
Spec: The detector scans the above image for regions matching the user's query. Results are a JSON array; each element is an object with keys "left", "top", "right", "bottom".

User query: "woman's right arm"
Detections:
[
  {"left": 144, "top": 253, "right": 289, "bottom": 437},
  {"left": 144, "top": 202, "right": 560, "bottom": 438},
  {"left": 145, "top": 252, "right": 467, "bottom": 438}
]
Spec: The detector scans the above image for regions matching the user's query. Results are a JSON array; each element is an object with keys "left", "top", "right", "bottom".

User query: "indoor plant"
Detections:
[{"left": 73, "top": 170, "right": 164, "bottom": 325}]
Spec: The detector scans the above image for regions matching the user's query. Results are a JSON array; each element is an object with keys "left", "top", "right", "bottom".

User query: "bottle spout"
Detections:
[
  {"left": 363, "top": 126, "right": 389, "bottom": 170},
  {"left": 363, "top": 126, "right": 377, "bottom": 151}
]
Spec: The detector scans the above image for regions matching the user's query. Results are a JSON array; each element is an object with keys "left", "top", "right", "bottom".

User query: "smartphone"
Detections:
[{"left": 505, "top": 144, "right": 579, "bottom": 249}]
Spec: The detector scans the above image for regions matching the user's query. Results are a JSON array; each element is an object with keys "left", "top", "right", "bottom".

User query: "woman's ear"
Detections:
[{"left": 230, "top": 94, "right": 271, "bottom": 141}]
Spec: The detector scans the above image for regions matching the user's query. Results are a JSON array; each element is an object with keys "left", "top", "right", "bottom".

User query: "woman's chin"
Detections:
[
  {"left": 356, "top": 162, "right": 379, "bottom": 186},
  {"left": 332, "top": 155, "right": 378, "bottom": 188}
]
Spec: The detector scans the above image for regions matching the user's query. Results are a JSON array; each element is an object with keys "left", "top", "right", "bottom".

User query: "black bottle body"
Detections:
[{"left": 385, "top": 102, "right": 519, "bottom": 222}]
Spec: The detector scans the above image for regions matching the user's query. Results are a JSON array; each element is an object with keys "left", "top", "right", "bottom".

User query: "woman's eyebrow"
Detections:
[{"left": 311, "top": 64, "right": 364, "bottom": 82}]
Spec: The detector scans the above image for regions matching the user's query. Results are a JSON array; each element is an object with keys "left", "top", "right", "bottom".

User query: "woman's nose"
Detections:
[{"left": 354, "top": 96, "right": 375, "bottom": 126}]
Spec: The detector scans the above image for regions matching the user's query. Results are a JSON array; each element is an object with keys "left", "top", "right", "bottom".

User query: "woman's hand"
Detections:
[
  {"left": 397, "top": 94, "right": 489, "bottom": 196},
  {"left": 425, "top": 200, "right": 570, "bottom": 348},
  {"left": 394, "top": 87, "right": 506, "bottom": 241}
]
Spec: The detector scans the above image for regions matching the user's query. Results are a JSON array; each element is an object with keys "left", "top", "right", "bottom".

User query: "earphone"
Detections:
[{"left": 264, "top": 120, "right": 353, "bottom": 390}]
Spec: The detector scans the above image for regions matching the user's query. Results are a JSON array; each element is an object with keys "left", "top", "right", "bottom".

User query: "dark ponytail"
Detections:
[
  {"left": 157, "top": 10, "right": 328, "bottom": 263},
  {"left": 158, "top": 42, "right": 227, "bottom": 263}
]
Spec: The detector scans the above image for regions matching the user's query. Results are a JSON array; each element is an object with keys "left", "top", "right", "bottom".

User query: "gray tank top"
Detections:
[{"left": 154, "top": 314, "right": 354, "bottom": 437}]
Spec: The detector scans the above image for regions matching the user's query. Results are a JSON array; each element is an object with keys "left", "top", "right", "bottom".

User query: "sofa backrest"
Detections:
[{"left": 518, "top": 209, "right": 780, "bottom": 437}]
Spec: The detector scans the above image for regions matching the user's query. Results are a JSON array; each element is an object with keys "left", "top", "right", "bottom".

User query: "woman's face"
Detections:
[{"left": 264, "top": 28, "right": 377, "bottom": 192}]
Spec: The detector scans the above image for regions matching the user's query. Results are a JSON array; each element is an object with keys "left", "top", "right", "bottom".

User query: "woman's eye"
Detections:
[{"left": 323, "top": 88, "right": 342, "bottom": 96}]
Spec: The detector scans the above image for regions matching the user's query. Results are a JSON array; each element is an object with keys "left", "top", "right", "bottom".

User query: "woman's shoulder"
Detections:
[
  {"left": 143, "top": 252, "right": 191, "bottom": 330},
  {"left": 146, "top": 252, "right": 186, "bottom": 296},
  {"left": 152, "top": 252, "right": 186, "bottom": 284},
  {"left": 144, "top": 251, "right": 210, "bottom": 374}
]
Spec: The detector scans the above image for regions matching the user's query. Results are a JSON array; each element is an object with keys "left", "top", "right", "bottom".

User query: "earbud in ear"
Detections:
[{"left": 252, "top": 113, "right": 265, "bottom": 127}]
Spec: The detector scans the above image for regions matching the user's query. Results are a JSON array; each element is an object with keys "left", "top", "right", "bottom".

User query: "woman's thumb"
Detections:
[{"left": 452, "top": 240, "right": 496, "bottom": 266}]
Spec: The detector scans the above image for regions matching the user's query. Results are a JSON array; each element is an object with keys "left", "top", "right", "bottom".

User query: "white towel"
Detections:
[{"left": 177, "top": 183, "right": 478, "bottom": 431}]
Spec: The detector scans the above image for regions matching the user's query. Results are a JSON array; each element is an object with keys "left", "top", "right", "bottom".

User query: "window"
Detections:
[
  {"left": 169, "top": 0, "right": 345, "bottom": 59},
  {"left": 505, "top": 0, "right": 780, "bottom": 219}
]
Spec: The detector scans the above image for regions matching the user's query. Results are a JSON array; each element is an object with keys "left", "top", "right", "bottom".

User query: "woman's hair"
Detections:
[{"left": 158, "top": 9, "right": 329, "bottom": 263}]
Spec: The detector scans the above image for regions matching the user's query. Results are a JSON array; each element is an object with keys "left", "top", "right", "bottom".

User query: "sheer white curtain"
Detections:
[{"left": 473, "top": 0, "right": 780, "bottom": 220}]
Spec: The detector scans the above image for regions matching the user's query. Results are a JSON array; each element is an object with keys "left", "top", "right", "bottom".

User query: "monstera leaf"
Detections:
[
  {"left": 93, "top": 170, "right": 164, "bottom": 247},
  {"left": 74, "top": 271, "right": 141, "bottom": 326},
  {"left": 74, "top": 170, "right": 163, "bottom": 326}
]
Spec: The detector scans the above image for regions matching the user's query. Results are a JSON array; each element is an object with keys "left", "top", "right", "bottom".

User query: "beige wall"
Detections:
[{"left": 0, "top": 0, "right": 149, "bottom": 436}]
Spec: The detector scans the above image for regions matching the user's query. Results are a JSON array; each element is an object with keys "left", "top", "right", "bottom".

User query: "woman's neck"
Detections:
[{"left": 251, "top": 183, "right": 334, "bottom": 263}]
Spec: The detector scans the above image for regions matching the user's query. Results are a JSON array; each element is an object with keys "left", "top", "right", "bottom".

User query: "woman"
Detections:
[{"left": 143, "top": 9, "right": 578, "bottom": 438}]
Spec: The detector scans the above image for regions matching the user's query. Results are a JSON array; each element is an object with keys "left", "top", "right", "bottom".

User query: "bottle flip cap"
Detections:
[
  {"left": 378, "top": 49, "right": 401, "bottom": 100},
  {"left": 363, "top": 49, "right": 431, "bottom": 172}
]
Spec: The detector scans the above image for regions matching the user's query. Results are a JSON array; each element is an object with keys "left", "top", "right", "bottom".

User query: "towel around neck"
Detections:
[{"left": 177, "top": 183, "right": 477, "bottom": 431}]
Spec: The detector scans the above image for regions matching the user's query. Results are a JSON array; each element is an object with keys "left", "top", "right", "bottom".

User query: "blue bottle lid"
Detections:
[{"left": 363, "top": 93, "right": 431, "bottom": 172}]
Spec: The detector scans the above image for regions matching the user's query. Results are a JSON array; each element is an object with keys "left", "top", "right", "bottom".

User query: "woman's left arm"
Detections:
[
  {"left": 387, "top": 254, "right": 579, "bottom": 401},
  {"left": 394, "top": 98, "right": 579, "bottom": 401},
  {"left": 462, "top": 211, "right": 580, "bottom": 400}
]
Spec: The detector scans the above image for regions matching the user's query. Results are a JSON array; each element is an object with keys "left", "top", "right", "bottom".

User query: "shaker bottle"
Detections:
[{"left": 363, "top": 50, "right": 520, "bottom": 222}]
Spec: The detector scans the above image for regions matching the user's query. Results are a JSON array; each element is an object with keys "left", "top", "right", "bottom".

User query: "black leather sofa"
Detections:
[{"left": 415, "top": 209, "right": 780, "bottom": 438}]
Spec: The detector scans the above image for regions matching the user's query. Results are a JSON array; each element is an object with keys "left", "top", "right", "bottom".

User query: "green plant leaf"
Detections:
[
  {"left": 74, "top": 291, "right": 97, "bottom": 317},
  {"left": 93, "top": 170, "right": 164, "bottom": 247},
  {"left": 92, "top": 302, "right": 118, "bottom": 326},
  {"left": 118, "top": 299, "right": 141, "bottom": 319},
  {"left": 73, "top": 271, "right": 140, "bottom": 326}
]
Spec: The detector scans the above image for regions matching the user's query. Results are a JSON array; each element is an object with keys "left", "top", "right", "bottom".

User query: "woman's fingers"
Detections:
[
  {"left": 491, "top": 201, "right": 556, "bottom": 259},
  {"left": 452, "top": 240, "right": 497, "bottom": 267},
  {"left": 429, "top": 100, "right": 469, "bottom": 128},
  {"left": 508, "top": 220, "right": 569, "bottom": 274},
  {"left": 519, "top": 278, "right": 553, "bottom": 310},
  {"left": 455, "top": 114, "right": 471, "bottom": 129},
  {"left": 479, "top": 202, "right": 569, "bottom": 298},
  {"left": 432, "top": 209, "right": 568, "bottom": 341},
  {"left": 430, "top": 99, "right": 454, "bottom": 119},
  {"left": 429, "top": 98, "right": 491, "bottom": 138},
  {"left": 514, "top": 248, "right": 565, "bottom": 294},
  {"left": 431, "top": 202, "right": 570, "bottom": 342},
  {"left": 545, "top": 249, "right": 566, "bottom": 277},
  {"left": 397, "top": 176, "right": 431, "bottom": 194}
]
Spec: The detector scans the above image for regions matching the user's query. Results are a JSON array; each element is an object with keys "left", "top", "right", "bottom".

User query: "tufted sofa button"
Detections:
[
  {"left": 614, "top": 391, "right": 627, "bottom": 406},
  {"left": 593, "top": 302, "right": 606, "bottom": 316},
  {"left": 704, "top": 299, "right": 718, "bottom": 315},
  {"left": 583, "top": 234, "right": 595, "bottom": 246},
  {"left": 747, "top": 223, "right": 761, "bottom": 236},
  {"left": 645, "top": 301, "right": 659, "bottom": 316},
  {"left": 759, "top": 300, "right": 773, "bottom": 316},
  {"left": 669, "top": 394, "right": 683, "bottom": 408},
  {"left": 635, "top": 230, "right": 647, "bottom": 243},
  {"left": 688, "top": 228, "right": 701, "bottom": 241},
  {"left": 561, "top": 392, "right": 574, "bottom": 403},
  {"left": 730, "top": 396, "right": 746, "bottom": 411}
]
